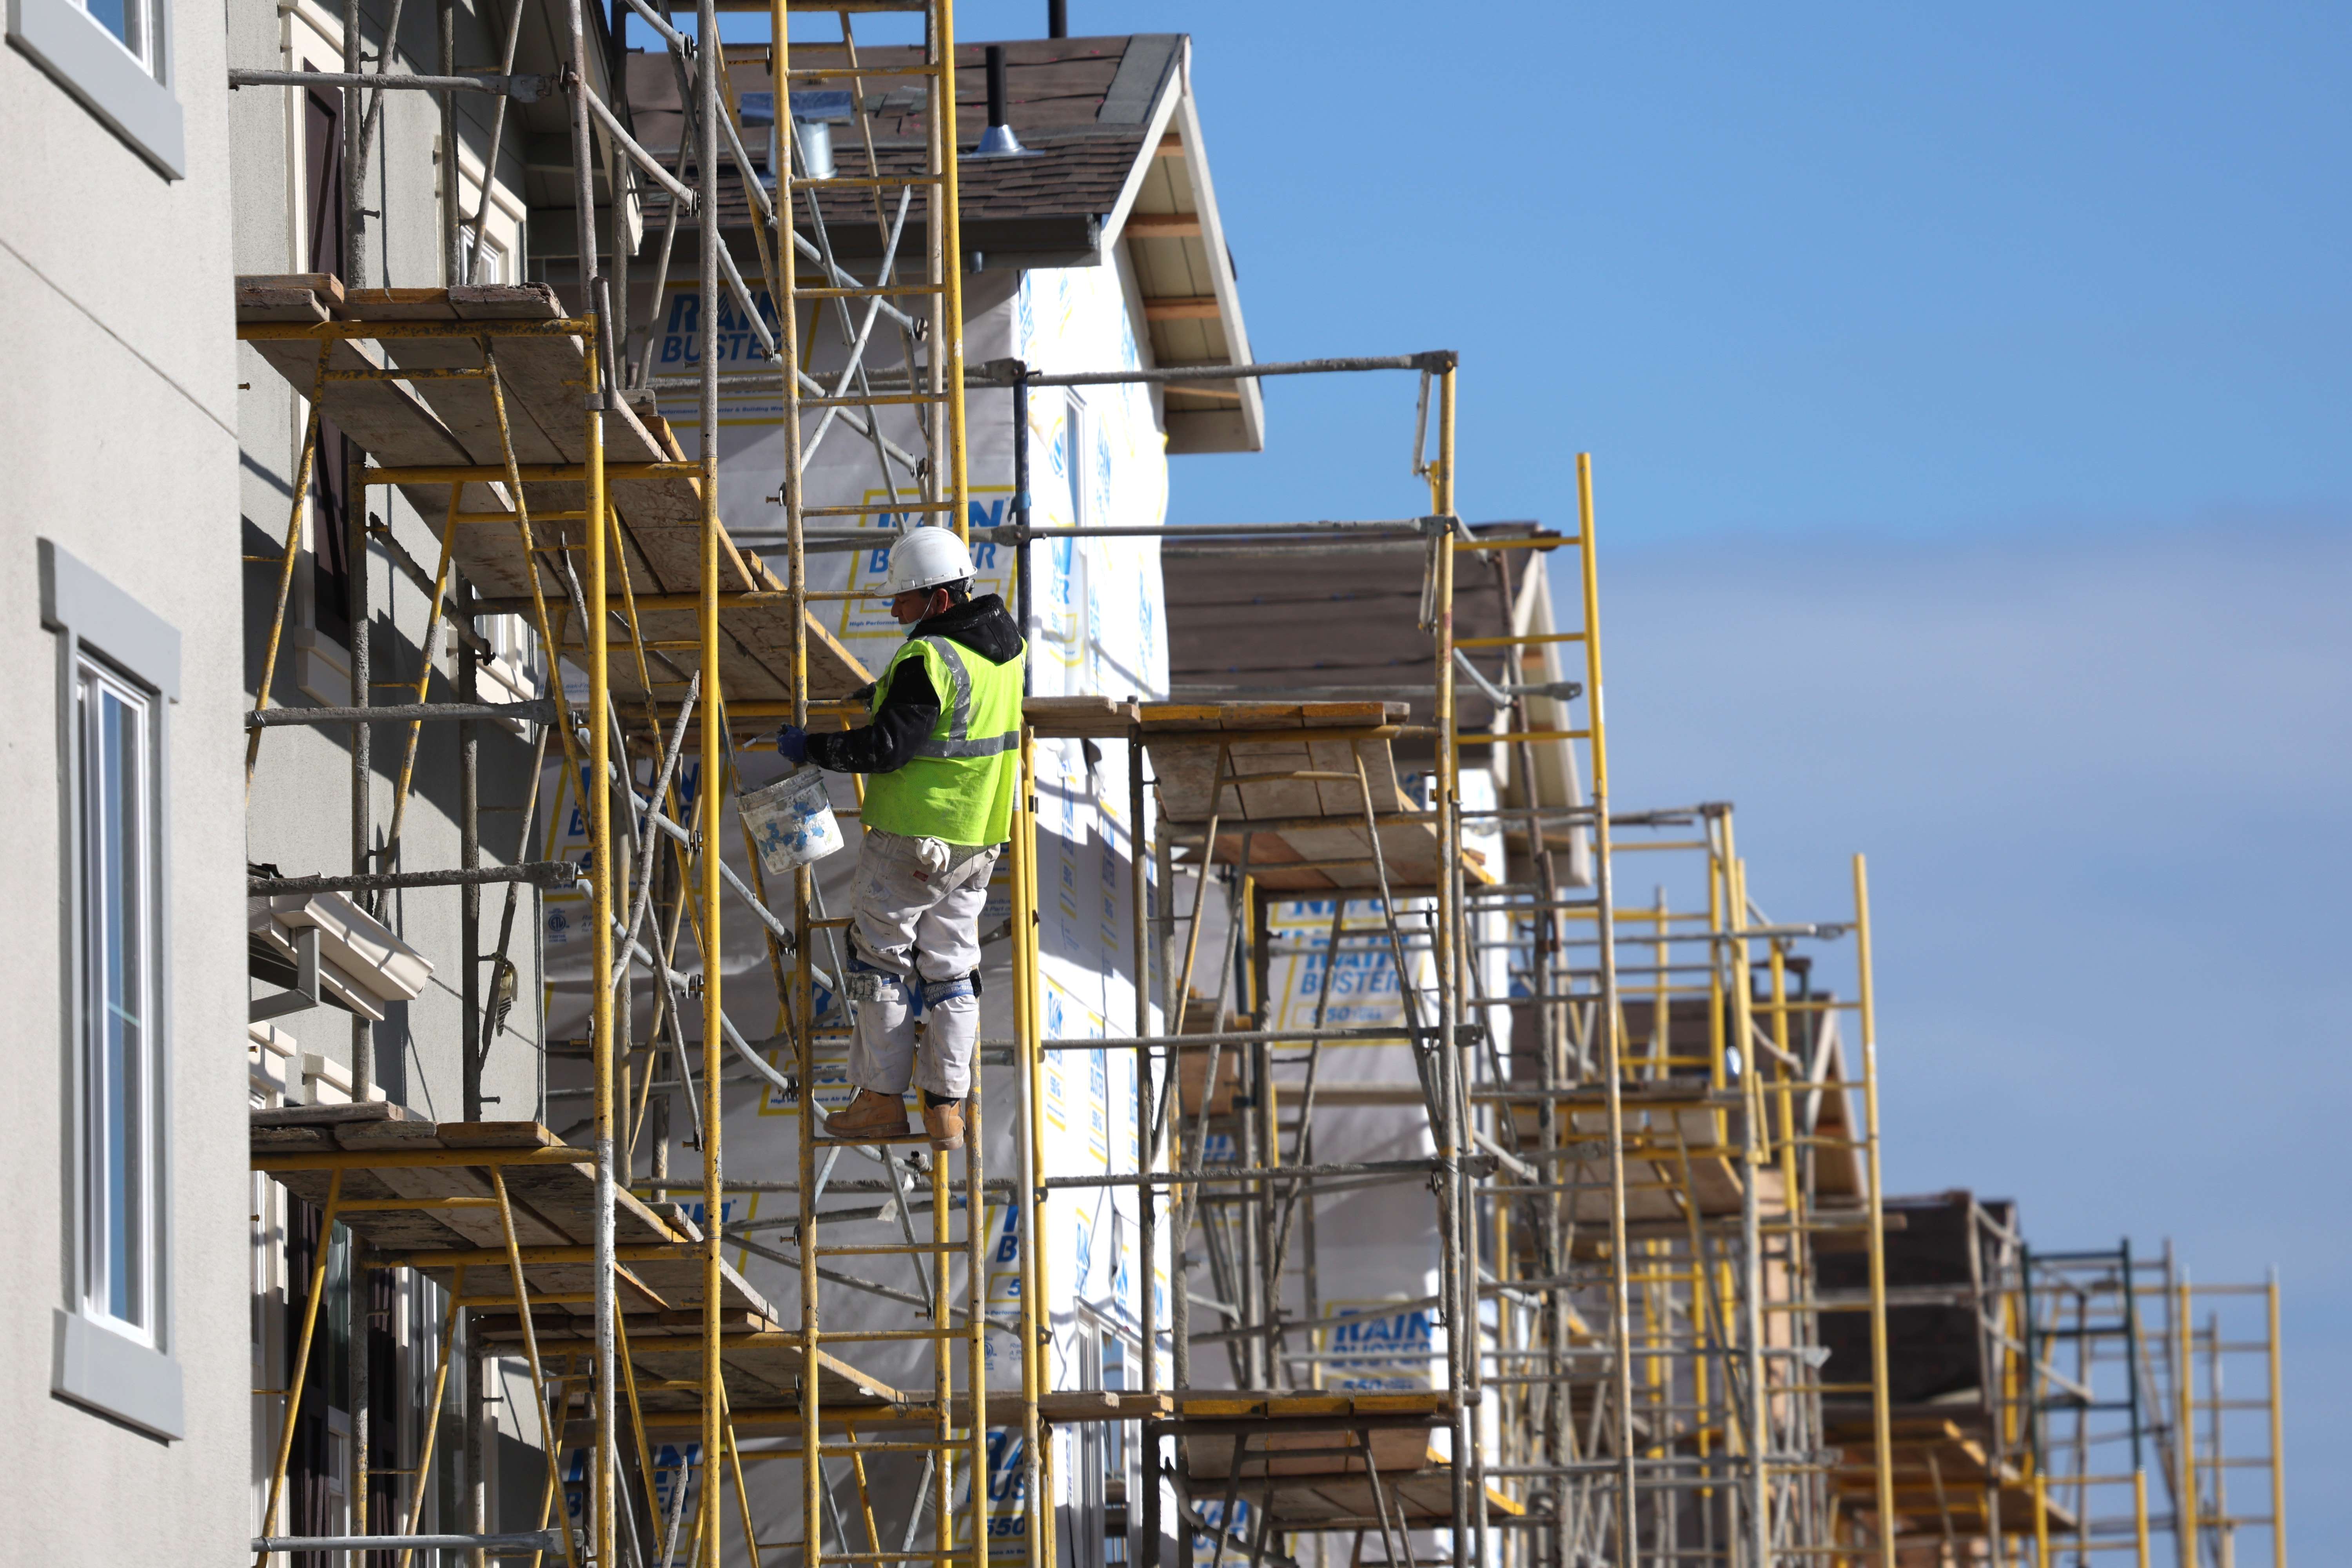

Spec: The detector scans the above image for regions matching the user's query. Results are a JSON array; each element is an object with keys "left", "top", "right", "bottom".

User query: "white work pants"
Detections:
[{"left": 845, "top": 827, "right": 1000, "bottom": 1100}]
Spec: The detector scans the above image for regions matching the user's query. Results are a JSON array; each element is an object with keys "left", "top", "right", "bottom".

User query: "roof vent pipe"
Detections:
[
  {"left": 973, "top": 44, "right": 1029, "bottom": 158},
  {"left": 1047, "top": 0, "right": 1066, "bottom": 38}
]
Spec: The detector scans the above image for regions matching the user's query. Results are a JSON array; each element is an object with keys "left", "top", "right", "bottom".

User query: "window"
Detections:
[
  {"left": 442, "top": 127, "right": 528, "bottom": 289},
  {"left": 1041, "top": 394, "right": 1091, "bottom": 660},
  {"left": 304, "top": 82, "right": 355, "bottom": 643},
  {"left": 76, "top": 0, "right": 149, "bottom": 66},
  {"left": 6, "top": 0, "right": 184, "bottom": 176},
  {"left": 1071, "top": 1310, "right": 1136, "bottom": 1568},
  {"left": 78, "top": 0, "right": 151, "bottom": 67},
  {"left": 40, "top": 539, "right": 183, "bottom": 1441},
  {"left": 1061, "top": 392, "right": 1090, "bottom": 530},
  {"left": 76, "top": 654, "right": 158, "bottom": 1337},
  {"left": 476, "top": 612, "right": 542, "bottom": 709},
  {"left": 463, "top": 229, "right": 509, "bottom": 285}
]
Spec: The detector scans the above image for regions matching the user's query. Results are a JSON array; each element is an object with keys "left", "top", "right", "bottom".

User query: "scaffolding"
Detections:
[
  {"left": 981, "top": 354, "right": 1488, "bottom": 1568},
  {"left": 2018, "top": 1245, "right": 2287, "bottom": 1568},
  {"left": 225, "top": 7, "right": 2291, "bottom": 1568},
  {"left": 237, "top": 274, "right": 1900, "bottom": 1567},
  {"left": 241, "top": 3, "right": 1022, "bottom": 1566},
  {"left": 1439, "top": 791, "right": 1908, "bottom": 1568}
]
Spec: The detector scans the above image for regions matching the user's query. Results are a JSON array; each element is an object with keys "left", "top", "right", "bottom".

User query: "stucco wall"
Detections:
[
  {"left": 229, "top": 0, "right": 548, "bottom": 1128},
  {"left": 0, "top": 0, "right": 247, "bottom": 1553}
]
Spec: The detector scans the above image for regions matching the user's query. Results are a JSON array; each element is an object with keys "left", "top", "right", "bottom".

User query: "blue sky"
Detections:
[
  {"left": 757, "top": 2, "right": 2352, "bottom": 1545},
  {"left": 951, "top": 0, "right": 2352, "bottom": 541}
]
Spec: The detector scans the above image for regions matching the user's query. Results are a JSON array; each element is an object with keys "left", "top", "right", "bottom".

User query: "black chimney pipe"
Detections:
[
  {"left": 974, "top": 43, "right": 1029, "bottom": 160},
  {"left": 1047, "top": 0, "right": 1067, "bottom": 38}
]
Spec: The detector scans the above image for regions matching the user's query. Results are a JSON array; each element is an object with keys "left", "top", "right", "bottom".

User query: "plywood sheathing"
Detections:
[
  {"left": 1171, "top": 1389, "right": 1523, "bottom": 1527},
  {"left": 237, "top": 281, "right": 494, "bottom": 532},
  {"left": 251, "top": 1105, "right": 947, "bottom": 1418},
  {"left": 1828, "top": 1416, "right": 2080, "bottom": 1536},
  {"left": 1023, "top": 694, "right": 1141, "bottom": 737},
  {"left": 252, "top": 1106, "right": 775, "bottom": 1324},
  {"left": 1175, "top": 997, "right": 1246, "bottom": 1116},
  {"left": 1140, "top": 701, "right": 1490, "bottom": 894},
  {"left": 1497, "top": 1079, "right": 1773, "bottom": 1223},
  {"left": 236, "top": 278, "right": 871, "bottom": 702},
  {"left": 1612, "top": 995, "right": 1864, "bottom": 1203},
  {"left": 1214, "top": 1468, "right": 1524, "bottom": 1529}
]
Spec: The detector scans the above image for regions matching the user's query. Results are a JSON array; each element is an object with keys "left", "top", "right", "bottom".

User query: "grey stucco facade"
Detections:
[
  {"left": 225, "top": 0, "right": 563, "bottom": 1543},
  {"left": 228, "top": 0, "right": 550, "bottom": 1128},
  {"left": 7, "top": 0, "right": 562, "bottom": 1549},
  {"left": 2, "top": 0, "right": 247, "bottom": 1552}
]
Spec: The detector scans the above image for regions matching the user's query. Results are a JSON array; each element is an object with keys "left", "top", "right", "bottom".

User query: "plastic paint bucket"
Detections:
[{"left": 737, "top": 766, "right": 845, "bottom": 873}]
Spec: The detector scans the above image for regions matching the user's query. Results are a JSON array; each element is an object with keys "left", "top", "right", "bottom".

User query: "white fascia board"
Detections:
[
  {"left": 1096, "top": 55, "right": 1186, "bottom": 258},
  {"left": 1166, "top": 44, "right": 1261, "bottom": 448}
]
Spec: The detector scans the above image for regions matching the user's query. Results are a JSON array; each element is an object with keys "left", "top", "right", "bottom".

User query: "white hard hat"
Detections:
[{"left": 884, "top": 526, "right": 975, "bottom": 595}]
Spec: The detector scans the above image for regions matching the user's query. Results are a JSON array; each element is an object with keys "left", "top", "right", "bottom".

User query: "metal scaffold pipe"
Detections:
[
  {"left": 248, "top": 863, "right": 577, "bottom": 896},
  {"left": 252, "top": 1532, "right": 564, "bottom": 1555},
  {"left": 228, "top": 67, "right": 552, "bottom": 95},
  {"left": 1570, "top": 451, "right": 1641, "bottom": 1561},
  {"left": 246, "top": 699, "right": 557, "bottom": 727},
  {"left": 697, "top": 3, "right": 730, "bottom": 1566},
  {"left": 975, "top": 350, "right": 1457, "bottom": 388},
  {"left": 1855, "top": 853, "right": 1899, "bottom": 1568}
]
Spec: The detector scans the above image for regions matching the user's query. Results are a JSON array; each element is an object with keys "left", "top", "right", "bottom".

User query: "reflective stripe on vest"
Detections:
[
  {"left": 909, "top": 637, "right": 1018, "bottom": 759},
  {"left": 860, "top": 631, "right": 1024, "bottom": 846}
]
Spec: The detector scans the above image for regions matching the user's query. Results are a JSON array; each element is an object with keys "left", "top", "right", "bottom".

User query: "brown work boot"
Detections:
[
  {"left": 824, "top": 1089, "right": 911, "bottom": 1142},
  {"left": 922, "top": 1097, "right": 966, "bottom": 1152}
]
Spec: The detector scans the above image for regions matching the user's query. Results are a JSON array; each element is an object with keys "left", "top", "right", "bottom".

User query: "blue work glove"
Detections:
[{"left": 774, "top": 725, "right": 811, "bottom": 766}]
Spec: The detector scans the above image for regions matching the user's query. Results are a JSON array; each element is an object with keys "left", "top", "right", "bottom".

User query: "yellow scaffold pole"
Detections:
[
  {"left": 939, "top": 0, "right": 969, "bottom": 549},
  {"left": 1853, "top": 855, "right": 1898, "bottom": 1568},
  {"left": 586, "top": 321, "right": 620, "bottom": 1568},
  {"left": 697, "top": 0, "right": 728, "bottom": 1552},
  {"left": 1577, "top": 452, "right": 1641, "bottom": 1563},
  {"left": 2267, "top": 1270, "right": 2287, "bottom": 1568},
  {"left": 2179, "top": 1270, "right": 2199, "bottom": 1564}
]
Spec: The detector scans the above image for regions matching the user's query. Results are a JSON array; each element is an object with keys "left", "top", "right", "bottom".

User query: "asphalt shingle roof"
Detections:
[{"left": 627, "top": 34, "right": 1177, "bottom": 232}]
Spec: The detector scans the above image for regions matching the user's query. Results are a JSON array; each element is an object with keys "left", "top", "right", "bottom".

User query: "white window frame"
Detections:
[
  {"left": 6, "top": 0, "right": 183, "bottom": 177},
  {"left": 70, "top": 0, "right": 151, "bottom": 69},
  {"left": 1062, "top": 391, "right": 1091, "bottom": 532},
  {"left": 474, "top": 611, "right": 543, "bottom": 716},
  {"left": 1069, "top": 1305, "right": 1138, "bottom": 1568},
  {"left": 40, "top": 539, "right": 184, "bottom": 1441},
  {"left": 75, "top": 653, "right": 160, "bottom": 1341},
  {"left": 432, "top": 112, "right": 528, "bottom": 287},
  {"left": 463, "top": 229, "right": 509, "bottom": 285}
]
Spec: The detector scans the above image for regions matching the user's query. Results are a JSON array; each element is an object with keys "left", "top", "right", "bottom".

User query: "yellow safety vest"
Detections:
[{"left": 859, "top": 634, "right": 1024, "bottom": 846}]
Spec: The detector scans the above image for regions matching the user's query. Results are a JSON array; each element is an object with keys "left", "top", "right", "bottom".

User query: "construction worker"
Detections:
[{"left": 773, "top": 526, "right": 1023, "bottom": 1151}]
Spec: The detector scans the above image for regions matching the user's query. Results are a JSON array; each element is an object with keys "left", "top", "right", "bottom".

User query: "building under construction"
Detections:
[{"left": 0, "top": 1, "right": 2292, "bottom": 1566}]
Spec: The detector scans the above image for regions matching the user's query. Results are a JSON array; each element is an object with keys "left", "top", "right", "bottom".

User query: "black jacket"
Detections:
[{"left": 805, "top": 594, "right": 1024, "bottom": 773}]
